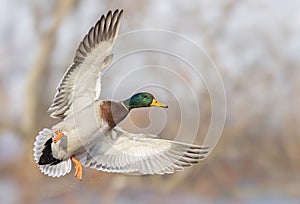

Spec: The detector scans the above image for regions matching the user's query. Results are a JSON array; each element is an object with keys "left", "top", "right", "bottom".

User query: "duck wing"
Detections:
[
  {"left": 82, "top": 127, "right": 209, "bottom": 175},
  {"left": 49, "top": 10, "right": 123, "bottom": 119}
]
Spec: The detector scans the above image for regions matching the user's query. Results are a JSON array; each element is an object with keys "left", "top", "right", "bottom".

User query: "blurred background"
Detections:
[{"left": 1, "top": 0, "right": 300, "bottom": 203}]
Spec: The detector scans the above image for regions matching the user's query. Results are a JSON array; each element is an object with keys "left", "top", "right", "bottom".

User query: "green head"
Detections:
[{"left": 122, "top": 92, "right": 168, "bottom": 110}]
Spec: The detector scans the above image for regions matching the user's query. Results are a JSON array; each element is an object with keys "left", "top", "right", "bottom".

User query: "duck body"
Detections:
[
  {"left": 50, "top": 100, "right": 129, "bottom": 161},
  {"left": 35, "top": 97, "right": 130, "bottom": 179}
]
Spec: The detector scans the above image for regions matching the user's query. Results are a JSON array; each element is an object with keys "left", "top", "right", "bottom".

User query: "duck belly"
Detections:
[{"left": 51, "top": 120, "right": 111, "bottom": 161}]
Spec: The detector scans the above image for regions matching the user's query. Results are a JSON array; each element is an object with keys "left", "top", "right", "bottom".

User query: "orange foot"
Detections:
[
  {"left": 53, "top": 130, "right": 64, "bottom": 143},
  {"left": 71, "top": 156, "right": 83, "bottom": 181}
]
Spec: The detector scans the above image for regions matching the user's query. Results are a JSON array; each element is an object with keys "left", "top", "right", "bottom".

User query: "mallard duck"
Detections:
[{"left": 33, "top": 9, "right": 209, "bottom": 180}]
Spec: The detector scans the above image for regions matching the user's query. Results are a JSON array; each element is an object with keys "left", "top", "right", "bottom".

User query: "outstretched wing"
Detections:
[
  {"left": 49, "top": 10, "right": 123, "bottom": 119},
  {"left": 82, "top": 128, "right": 209, "bottom": 175}
]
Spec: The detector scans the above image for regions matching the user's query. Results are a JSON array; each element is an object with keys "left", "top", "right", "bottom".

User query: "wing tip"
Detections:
[{"left": 74, "top": 8, "right": 124, "bottom": 64}]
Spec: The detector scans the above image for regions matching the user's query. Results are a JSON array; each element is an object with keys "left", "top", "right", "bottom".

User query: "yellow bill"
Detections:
[{"left": 150, "top": 99, "right": 168, "bottom": 108}]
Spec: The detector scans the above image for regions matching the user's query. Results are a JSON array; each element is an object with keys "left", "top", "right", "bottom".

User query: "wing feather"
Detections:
[
  {"left": 49, "top": 10, "right": 123, "bottom": 119},
  {"left": 83, "top": 128, "right": 209, "bottom": 175}
]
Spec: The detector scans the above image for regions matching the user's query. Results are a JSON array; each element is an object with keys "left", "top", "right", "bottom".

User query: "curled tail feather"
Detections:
[{"left": 33, "top": 128, "right": 71, "bottom": 177}]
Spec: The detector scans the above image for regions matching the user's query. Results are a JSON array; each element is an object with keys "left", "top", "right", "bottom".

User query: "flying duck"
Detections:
[{"left": 33, "top": 9, "right": 209, "bottom": 180}]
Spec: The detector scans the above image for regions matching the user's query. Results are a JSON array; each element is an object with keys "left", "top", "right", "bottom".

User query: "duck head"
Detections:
[{"left": 122, "top": 92, "right": 168, "bottom": 110}]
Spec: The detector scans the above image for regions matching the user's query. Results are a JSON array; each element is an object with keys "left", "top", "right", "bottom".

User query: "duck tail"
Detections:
[{"left": 33, "top": 128, "right": 71, "bottom": 177}]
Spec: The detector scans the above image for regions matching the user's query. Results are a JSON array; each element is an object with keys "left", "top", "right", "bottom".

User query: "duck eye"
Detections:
[{"left": 143, "top": 95, "right": 148, "bottom": 98}]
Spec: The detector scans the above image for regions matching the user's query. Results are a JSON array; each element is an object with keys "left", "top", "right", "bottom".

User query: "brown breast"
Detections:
[{"left": 99, "top": 101, "right": 129, "bottom": 129}]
